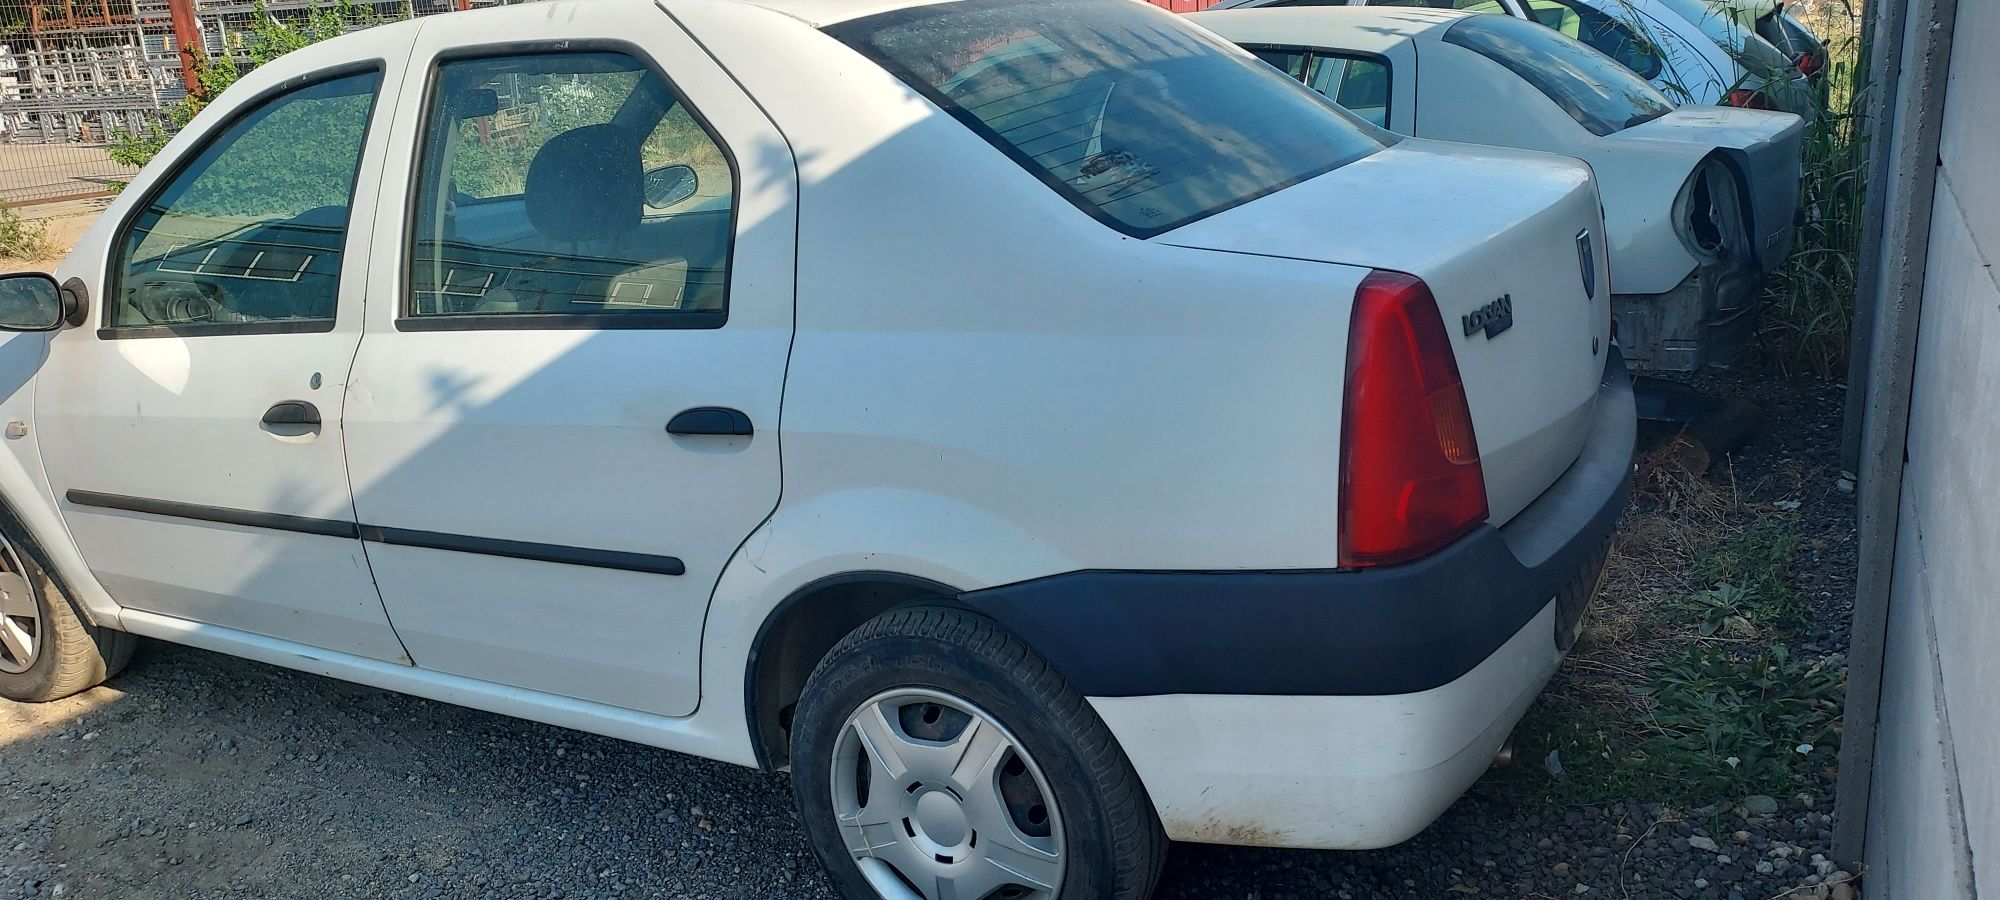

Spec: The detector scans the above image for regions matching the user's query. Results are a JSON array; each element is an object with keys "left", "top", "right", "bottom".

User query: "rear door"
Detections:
[{"left": 344, "top": 6, "right": 796, "bottom": 717}]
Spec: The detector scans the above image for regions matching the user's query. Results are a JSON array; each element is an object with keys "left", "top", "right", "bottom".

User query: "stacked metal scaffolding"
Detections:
[{"left": 0, "top": 0, "right": 485, "bottom": 203}]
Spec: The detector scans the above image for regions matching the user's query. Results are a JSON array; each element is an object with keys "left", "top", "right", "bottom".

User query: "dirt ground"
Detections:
[{"left": 0, "top": 203, "right": 104, "bottom": 274}]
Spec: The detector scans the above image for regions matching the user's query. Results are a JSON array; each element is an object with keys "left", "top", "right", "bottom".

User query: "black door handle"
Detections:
[
  {"left": 666, "top": 407, "right": 752, "bottom": 436},
  {"left": 262, "top": 400, "right": 321, "bottom": 427}
]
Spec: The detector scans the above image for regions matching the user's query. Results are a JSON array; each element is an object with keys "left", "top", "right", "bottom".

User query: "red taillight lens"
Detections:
[
  {"left": 1338, "top": 270, "right": 1488, "bottom": 568},
  {"left": 1796, "top": 53, "right": 1823, "bottom": 78},
  {"left": 1726, "top": 89, "right": 1778, "bottom": 111}
]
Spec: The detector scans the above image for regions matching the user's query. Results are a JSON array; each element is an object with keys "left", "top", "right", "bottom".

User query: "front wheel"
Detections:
[
  {"left": 791, "top": 607, "right": 1166, "bottom": 900},
  {"left": 0, "top": 530, "right": 134, "bottom": 703}
]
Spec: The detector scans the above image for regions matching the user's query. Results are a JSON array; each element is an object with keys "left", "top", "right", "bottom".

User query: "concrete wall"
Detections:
[{"left": 1864, "top": 0, "right": 2000, "bottom": 893}]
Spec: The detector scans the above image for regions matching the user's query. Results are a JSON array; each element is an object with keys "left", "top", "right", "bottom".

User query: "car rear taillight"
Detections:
[
  {"left": 1796, "top": 53, "right": 1823, "bottom": 78},
  {"left": 1338, "top": 271, "right": 1488, "bottom": 568},
  {"left": 1725, "top": 89, "right": 1777, "bottom": 111}
]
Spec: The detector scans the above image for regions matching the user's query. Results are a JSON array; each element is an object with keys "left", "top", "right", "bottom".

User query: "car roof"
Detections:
[
  {"left": 707, "top": 0, "right": 959, "bottom": 27},
  {"left": 1187, "top": 6, "right": 1469, "bottom": 52}
]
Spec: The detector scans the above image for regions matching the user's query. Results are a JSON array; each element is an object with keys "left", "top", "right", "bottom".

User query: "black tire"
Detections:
[
  {"left": 0, "top": 538, "right": 135, "bottom": 703},
  {"left": 791, "top": 606, "right": 1166, "bottom": 900}
]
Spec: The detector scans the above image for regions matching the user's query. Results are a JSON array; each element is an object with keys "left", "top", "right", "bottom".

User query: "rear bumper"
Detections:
[
  {"left": 959, "top": 351, "right": 1633, "bottom": 849},
  {"left": 1614, "top": 264, "right": 1764, "bottom": 373},
  {"left": 1090, "top": 600, "right": 1565, "bottom": 849},
  {"left": 960, "top": 350, "right": 1634, "bottom": 698}
]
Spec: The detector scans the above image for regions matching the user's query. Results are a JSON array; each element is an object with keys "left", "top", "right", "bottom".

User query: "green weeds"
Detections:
[
  {"left": 1759, "top": 5, "right": 1869, "bottom": 377},
  {"left": 1500, "top": 509, "right": 1841, "bottom": 808},
  {"left": 0, "top": 203, "right": 52, "bottom": 259}
]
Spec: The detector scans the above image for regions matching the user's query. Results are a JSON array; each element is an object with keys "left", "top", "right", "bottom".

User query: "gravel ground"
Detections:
[{"left": 0, "top": 366, "right": 1859, "bottom": 900}]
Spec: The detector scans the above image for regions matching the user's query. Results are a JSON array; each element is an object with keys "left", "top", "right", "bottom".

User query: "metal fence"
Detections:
[{"left": 0, "top": 0, "right": 476, "bottom": 206}]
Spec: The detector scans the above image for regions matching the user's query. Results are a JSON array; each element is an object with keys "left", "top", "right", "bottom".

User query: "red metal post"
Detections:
[{"left": 167, "top": 0, "right": 201, "bottom": 95}]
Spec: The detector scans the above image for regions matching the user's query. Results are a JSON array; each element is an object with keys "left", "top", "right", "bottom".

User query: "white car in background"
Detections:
[
  {"left": 0, "top": 0, "right": 1640, "bottom": 896},
  {"left": 1193, "top": 6, "right": 1804, "bottom": 372},
  {"left": 1205, "top": 0, "right": 1812, "bottom": 115},
  {"left": 1645, "top": 0, "right": 1817, "bottom": 112},
  {"left": 1699, "top": 0, "right": 1830, "bottom": 89}
]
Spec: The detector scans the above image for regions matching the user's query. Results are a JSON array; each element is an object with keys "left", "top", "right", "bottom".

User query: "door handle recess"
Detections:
[
  {"left": 666, "top": 407, "right": 752, "bottom": 436},
  {"left": 262, "top": 400, "right": 321, "bottom": 427}
]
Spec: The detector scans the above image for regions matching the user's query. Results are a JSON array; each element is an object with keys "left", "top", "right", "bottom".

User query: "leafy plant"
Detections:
[
  {"left": 0, "top": 203, "right": 52, "bottom": 259},
  {"left": 1509, "top": 643, "right": 1843, "bottom": 806},
  {"left": 1633, "top": 643, "right": 1843, "bottom": 800},
  {"left": 1691, "top": 521, "right": 1809, "bottom": 634},
  {"left": 1680, "top": 582, "right": 1757, "bottom": 637}
]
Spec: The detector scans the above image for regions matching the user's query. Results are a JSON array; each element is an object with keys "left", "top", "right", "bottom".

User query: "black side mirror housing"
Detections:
[{"left": 60, "top": 276, "right": 88, "bottom": 328}]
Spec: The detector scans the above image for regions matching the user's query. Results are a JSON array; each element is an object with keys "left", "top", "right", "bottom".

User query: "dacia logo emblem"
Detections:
[{"left": 1463, "top": 294, "right": 1514, "bottom": 340}]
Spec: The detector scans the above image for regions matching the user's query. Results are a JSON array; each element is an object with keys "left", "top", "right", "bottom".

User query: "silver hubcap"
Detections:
[
  {"left": 0, "top": 540, "right": 40, "bottom": 675},
  {"left": 831, "top": 688, "right": 1065, "bottom": 900}
]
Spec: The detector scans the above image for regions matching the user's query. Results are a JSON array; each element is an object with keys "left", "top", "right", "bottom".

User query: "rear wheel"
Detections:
[
  {"left": 791, "top": 607, "right": 1165, "bottom": 900},
  {"left": 0, "top": 530, "right": 134, "bottom": 703}
]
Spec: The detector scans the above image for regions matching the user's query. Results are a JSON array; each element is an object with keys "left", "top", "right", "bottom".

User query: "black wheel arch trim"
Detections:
[
  {"left": 743, "top": 571, "right": 963, "bottom": 771},
  {"left": 0, "top": 490, "right": 101, "bottom": 628}
]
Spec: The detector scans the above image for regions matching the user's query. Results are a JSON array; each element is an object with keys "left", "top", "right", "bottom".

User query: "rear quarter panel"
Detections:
[{"left": 665, "top": 0, "right": 1367, "bottom": 745}]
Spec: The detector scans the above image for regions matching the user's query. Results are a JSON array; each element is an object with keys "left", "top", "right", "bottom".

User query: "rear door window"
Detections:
[
  {"left": 1445, "top": 13, "right": 1675, "bottom": 136},
  {"left": 405, "top": 50, "right": 735, "bottom": 326},
  {"left": 828, "top": 0, "right": 1385, "bottom": 237},
  {"left": 1251, "top": 48, "right": 1394, "bottom": 129}
]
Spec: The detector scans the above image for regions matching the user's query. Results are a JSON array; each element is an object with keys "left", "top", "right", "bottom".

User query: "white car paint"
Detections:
[
  {"left": 1205, "top": 0, "right": 1773, "bottom": 108},
  {"left": 1193, "top": 6, "right": 1804, "bottom": 370},
  {"left": 0, "top": 0, "right": 1625, "bottom": 867},
  {"left": 1095, "top": 601, "right": 1563, "bottom": 848}
]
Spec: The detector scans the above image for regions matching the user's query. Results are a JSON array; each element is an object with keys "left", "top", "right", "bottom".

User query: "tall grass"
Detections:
[{"left": 1760, "top": 3, "right": 1869, "bottom": 378}]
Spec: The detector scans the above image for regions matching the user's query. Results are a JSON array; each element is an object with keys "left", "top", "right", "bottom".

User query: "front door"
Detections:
[
  {"left": 342, "top": 12, "right": 797, "bottom": 717},
  {"left": 37, "top": 69, "right": 409, "bottom": 662}
]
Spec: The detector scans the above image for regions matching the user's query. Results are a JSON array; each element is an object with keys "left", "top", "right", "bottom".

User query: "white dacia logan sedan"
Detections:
[{"left": 0, "top": 0, "right": 1633, "bottom": 896}]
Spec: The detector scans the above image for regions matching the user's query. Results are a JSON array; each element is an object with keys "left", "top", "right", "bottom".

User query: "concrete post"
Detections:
[{"left": 1831, "top": 0, "right": 1963, "bottom": 870}]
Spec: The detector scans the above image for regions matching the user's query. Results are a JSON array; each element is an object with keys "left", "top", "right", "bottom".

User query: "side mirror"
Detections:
[
  {"left": 0, "top": 273, "right": 67, "bottom": 332},
  {"left": 644, "top": 164, "right": 699, "bottom": 209}
]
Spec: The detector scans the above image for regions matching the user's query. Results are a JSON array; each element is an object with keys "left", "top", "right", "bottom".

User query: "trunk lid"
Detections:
[
  {"left": 1613, "top": 106, "right": 1805, "bottom": 274},
  {"left": 1160, "top": 139, "right": 1612, "bottom": 526}
]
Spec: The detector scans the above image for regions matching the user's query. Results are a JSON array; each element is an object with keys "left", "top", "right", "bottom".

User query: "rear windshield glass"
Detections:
[
  {"left": 1445, "top": 14, "right": 1675, "bottom": 136},
  {"left": 1650, "top": 0, "right": 1791, "bottom": 69},
  {"left": 828, "top": 0, "right": 1386, "bottom": 237}
]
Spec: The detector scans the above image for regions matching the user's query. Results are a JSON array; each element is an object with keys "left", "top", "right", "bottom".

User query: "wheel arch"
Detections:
[
  {"left": 744, "top": 570, "right": 964, "bottom": 771},
  {"left": 0, "top": 492, "right": 94, "bottom": 625}
]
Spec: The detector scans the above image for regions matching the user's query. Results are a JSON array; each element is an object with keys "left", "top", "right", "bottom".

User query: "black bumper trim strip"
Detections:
[{"left": 64, "top": 490, "right": 683, "bottom": 576}]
